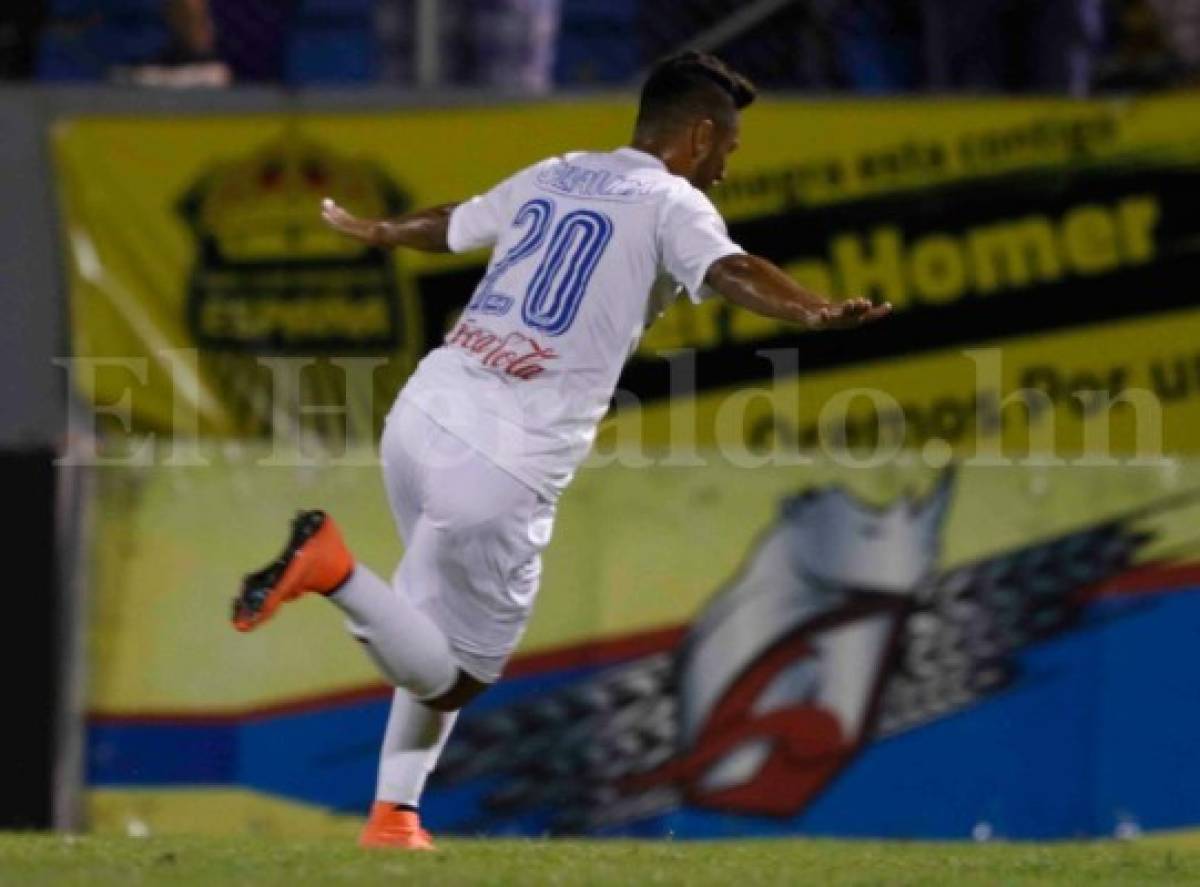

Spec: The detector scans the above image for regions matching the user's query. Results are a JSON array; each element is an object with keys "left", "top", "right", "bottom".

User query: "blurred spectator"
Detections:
[
  {"left": 1147, "top": 0, "right": 1200, "bottom": 80},
  {"left": 375, "top": 1, "right": 560, "bottom": 92},
  {"left": 377, "top": 0, "right": 417, "bottom": 84},
  {"left": 461, "top": 0, "right": 561, "bottom": 93},
  {"left": 118, "top": 0, "right": 231, "bottom": 87},
  {"left": 0, "top": 1, "right": 45, "bottom": 80},
  {"left": 922, "top": 0, "right": 1106, "bottom": 95},
  {"left": 169, "top": 0, "right": 220, "bottom": 63},
  {"left": 1095, "top": 0, "right": 1187, "bottom": 90}
]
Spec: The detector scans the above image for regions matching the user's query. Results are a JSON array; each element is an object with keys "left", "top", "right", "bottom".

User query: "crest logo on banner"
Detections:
[{"left": 179, "top": 133, "right": 409, "bottom": 354}]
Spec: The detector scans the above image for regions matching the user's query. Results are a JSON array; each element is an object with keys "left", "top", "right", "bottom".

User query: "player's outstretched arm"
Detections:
[
  {"left": 706, "top": 253, "right": 891, "bottom": 330},
  {"left": 321, "top": 198, "right": 458, "bottom": 252}
]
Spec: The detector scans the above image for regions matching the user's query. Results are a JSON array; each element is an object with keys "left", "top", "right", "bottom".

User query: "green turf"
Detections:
[{"left": 2, "top": 836, "right": 1200, "bottom": 886}]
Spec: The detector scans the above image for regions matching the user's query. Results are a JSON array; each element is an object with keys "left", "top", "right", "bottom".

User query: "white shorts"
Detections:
[{"left": 380, "top": 397, "right": 556, "bottom": 684}]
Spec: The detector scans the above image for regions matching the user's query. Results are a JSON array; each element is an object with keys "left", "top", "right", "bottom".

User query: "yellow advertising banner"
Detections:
[
  {"left": 55, "top": 94, "right": 1200, "bottom": 451},
  {"left": 87, "top": 455, "right": 1200, "bottom": 712},
  {"left": 601, "top": 304, "right": 1200, "bottom": 460}
]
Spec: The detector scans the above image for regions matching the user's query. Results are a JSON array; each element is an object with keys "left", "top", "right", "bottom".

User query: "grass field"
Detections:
[{"left": 2, "top": 835, "right": 1200, "bottom": 886}]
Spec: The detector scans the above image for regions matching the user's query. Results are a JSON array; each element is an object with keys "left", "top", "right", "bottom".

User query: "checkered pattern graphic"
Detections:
[
  {"left": 878, "top": 520, "right": 1149, "bottom": 736},
  {"left": 436, "top": 653, "right": 680, "bottom": 830}
]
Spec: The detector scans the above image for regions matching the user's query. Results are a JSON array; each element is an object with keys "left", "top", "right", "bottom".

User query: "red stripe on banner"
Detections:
[
  {"left": 88, "top": 623, "right": 686, "bottom": 727},
  {"left": 88, "top": 683, "right": 394, "bottom": 727},
  {"left": 1074, "top": 561, "right": 1200, "bottom": 604}
]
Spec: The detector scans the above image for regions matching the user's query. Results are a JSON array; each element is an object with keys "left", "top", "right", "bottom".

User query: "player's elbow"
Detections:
[
  {"left": 705, "top": 253, "right": 766, "bottom": 307},
  {"left": 706, "top": 252, "right": 757, "bottom": 285}
]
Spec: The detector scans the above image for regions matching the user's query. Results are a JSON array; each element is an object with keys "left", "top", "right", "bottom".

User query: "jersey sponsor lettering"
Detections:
[{"left": 444, "top": 319, "right": 558, "bottom": 380}]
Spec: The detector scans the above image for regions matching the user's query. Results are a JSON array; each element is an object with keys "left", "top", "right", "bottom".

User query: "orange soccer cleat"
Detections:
[
  {"left": 231, "top": 510, "right": 354, "bottom": 632},
  {"left": 358, "top": 802, "right": 437, "bottom": 850}
]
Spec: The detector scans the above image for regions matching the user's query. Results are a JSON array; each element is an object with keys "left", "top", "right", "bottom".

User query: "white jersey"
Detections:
[{"left": 399, "top": 147, "right": 744, "bottom": 499}]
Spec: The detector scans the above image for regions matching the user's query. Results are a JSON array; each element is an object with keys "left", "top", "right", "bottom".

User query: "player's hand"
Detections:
[
  {"left": 812, "top": 298, "right": 892, "bottom": 330},
  {"left": 321, "top": 198, "right": 382, "bottom": 246}
]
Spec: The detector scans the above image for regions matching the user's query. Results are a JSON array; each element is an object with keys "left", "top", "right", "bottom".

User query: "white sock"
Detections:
[
  {"left": 331, "top": 565, "right": 458, "bottom": 701},
  {"left": 375, "top": 689, "right": 459, "bottom": 807}
]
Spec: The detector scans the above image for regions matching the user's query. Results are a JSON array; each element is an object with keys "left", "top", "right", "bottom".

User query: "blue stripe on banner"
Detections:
[
  {"left": 88, "top": 723, "right": 237, "bottom": 786},
  {"left": 87, "top": 663, "right": 611, "bottom": 794},
  {"left": 86, "top": 593, "right": 1200, "bottom": 839}
]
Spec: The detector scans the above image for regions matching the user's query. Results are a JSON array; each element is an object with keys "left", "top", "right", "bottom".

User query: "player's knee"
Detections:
[
  {"left": 423, "top": 695, "right": 464, "bottom": 713},
  {"left": 422, "top": 670, "right": 489, "bottom": 712}
]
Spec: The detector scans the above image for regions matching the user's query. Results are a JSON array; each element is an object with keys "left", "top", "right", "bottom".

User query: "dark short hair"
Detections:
[{"left": 635, "top": 51, "right": 757, "bottom": 133}]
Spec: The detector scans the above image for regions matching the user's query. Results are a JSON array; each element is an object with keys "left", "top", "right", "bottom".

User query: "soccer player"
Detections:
[{"left": 231, "top": 51, "right": 890, "bottom": 850}]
